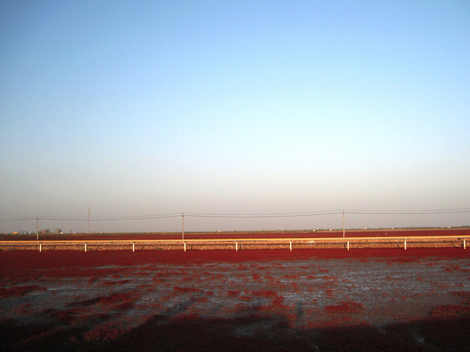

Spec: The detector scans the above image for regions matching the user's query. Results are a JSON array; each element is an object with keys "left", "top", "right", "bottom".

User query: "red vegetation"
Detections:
[
  {"left": 68, "top": 292, "right": 140, "bottom": 308},
  {"left": 1, "top": 236, "right": 469, "bottom": 351},
  {"left": 251, "top": 290, "right": 278, "bottom": 298},
  {"left": 43, "top": 307, "right": 111, "bottom": 326},
  {"left": 83, "top": 321, "right": 125, "bottom": 342},
  {"left": 0, "top": 248, "right": 468, "bottom": 276},
  {"left": 0, "top": 285, "right": 47, "bottom": 297},
  {"left": 430, "top": 305, "right": 470, "bottom": 319},
  {"left": 100, "top": 279, "right": 131, "bottom": 286},
  {"left": 173, "top": 286, "right": 201, "bottom": 293},
  {"left": 2, "top": 313, "right": 468, "bottom": 352},
  {"left": 451, "top": 291, "right": 470, "bottom": 303},
  {"left": 239, "top": 296, "right": 252, "bottom": 301},
  {"left": 325, "top": 301, "right": 364, "bottom": 313}
]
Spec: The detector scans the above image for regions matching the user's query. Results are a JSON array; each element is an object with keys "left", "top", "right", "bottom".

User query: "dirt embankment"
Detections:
[{"left": 0, "top": 236, "right": 468, "bottom": 252}]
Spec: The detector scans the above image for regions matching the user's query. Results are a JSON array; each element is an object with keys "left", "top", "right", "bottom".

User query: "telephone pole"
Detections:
[
  {"left": 182, "top": 213, "right": 184, "bottom": 240},
  {"left": 342, "top": 210, "right": 345, "bottom": 238},
  {"left": 87, "top": 209, "right": 90, "bottom": 234}
]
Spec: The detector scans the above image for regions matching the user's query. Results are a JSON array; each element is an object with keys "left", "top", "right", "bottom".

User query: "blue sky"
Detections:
[{"left": 1, "top": 1, "right": 469, "bottom": 233}]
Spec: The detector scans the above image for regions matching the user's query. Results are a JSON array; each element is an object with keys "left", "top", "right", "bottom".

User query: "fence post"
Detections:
[
  {"left": 132, "top": 242, "right": 135, "bottom": 252},
  {"left": 236, "top": 242, "right": 238, "bottom": 251},
  {"left": 39, "top": 243, "right": 42, "bottom": 252},
  {"left": 347, "top": 240, "right": 349, "bottom": 251},
  {"left": 404, "top": 238, "right": 406, "bottom": 250},
  {"left": 464, "top": 238, "right": 466, "bottom": 250},
  {"left": 84, "top": 243, "right": 87, "bottom": 252},
  {"left": 183, "top": 242, "right": 186, "bottom": 252},
  {"left": 290, "top": 241, "right": 292, "bottom": 251}
]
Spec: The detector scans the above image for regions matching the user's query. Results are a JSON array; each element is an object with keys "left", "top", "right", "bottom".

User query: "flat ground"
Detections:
[
  {"left": 0, "top": 248, "right": 470, "bottom": 351},
  {"left": 1, "top": 246, "right": 469, "bottom": 351}
]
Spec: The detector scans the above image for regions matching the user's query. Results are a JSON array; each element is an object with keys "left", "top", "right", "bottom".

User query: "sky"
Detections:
[{"left": 1, "top": 1, "right": 469, "bottom": 233}]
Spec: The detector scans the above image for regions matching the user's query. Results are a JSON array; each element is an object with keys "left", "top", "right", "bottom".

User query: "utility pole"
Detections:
[
  {"left": 87, "top": 209, "right": 90, "bottom": 234},
  {"left": 182, "top": 213, "right": 184, "bottom": 241},
  {"left": 36, "top": 216, "right": 39, "bottom": 241},
  {"left": 342, "top": 210, "right": 345, "bottom": 238}
]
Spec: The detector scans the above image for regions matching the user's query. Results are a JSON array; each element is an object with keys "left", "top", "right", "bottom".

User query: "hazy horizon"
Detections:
[
  {"left": 2, "top": 209, "right": 469, "bottom": 234},
  {"left": 1, "top": 1, "right": 469, "bottom": 233}
]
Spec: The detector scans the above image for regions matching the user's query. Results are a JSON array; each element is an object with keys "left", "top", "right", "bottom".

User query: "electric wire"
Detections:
[{"left": 1, "top": 208, "right": 469, "bottom": 222}]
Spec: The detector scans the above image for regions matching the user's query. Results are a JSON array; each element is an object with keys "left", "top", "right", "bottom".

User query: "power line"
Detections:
[
  {"left": 39, "top": 214, "right": 182, "bottom": 221},
  {"left": 183, "top": 210, "right": 342, "bottom": 218},
  {"left": 348, "top": 209, "right": 470, "bottom": 215},
  {"left": 1, "top": 208, "right": 469, "bottom": 222},
  {"left": 0, "top": 217, "right": 36, "bottom": 222}
]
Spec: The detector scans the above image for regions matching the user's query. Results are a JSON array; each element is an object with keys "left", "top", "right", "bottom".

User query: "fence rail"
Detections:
[{"left": 0, "top": 235, "right": 468, "bottom": 252}]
